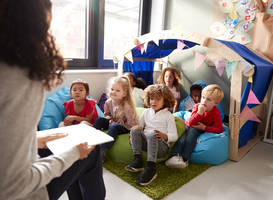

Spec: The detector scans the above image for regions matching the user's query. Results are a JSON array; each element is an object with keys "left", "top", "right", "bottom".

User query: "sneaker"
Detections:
[
  {"left": 165, "top": 155, "right": 189, "bottom": 169},
  {"left": 135, "top": 167, "right": 157, "bottom": 186},
  {"left": 125, "top": 157, "right": 144, "bottom": 172},
  {"left": 100, "top": 148, "right": 108, "bottom": 164}
]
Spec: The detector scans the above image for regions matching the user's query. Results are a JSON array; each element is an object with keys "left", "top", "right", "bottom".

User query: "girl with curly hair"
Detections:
[
  {"left": 125, "top": 84, "right": 178, "bottom": 186},
  {"left": 93, "top": 75, "right": 139, "bottom": 163},
  {"left": 157, "top": 67, "right": 182, "bottom": 113},
  {"left": 0, "top": 1, "right": 105, "bottom": 199}
]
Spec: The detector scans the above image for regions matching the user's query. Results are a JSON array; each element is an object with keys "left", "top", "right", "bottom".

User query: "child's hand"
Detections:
[
  {"left": 64, "top": 116, "right": 75, "bottom": 126},
  {"left": 197, "top": 104, "right": 206, "bottom": 115},
  {"left": 76, "top": 142, "right": 95, "bottom": 160},
  {"left": 192, "top": 122, "right": 205, "bottom": 131},
  {"left": 154, "top": 130, "right": 167, "bottom": 141},
  {"left": 109, "top": 120, "right": 116, "bottom": 124}
]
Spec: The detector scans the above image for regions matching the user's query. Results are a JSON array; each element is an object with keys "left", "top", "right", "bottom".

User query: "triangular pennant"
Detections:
[
  {"left": 135, "top": 45, "right": 141, "bottom": 51},
  {"left": 246, "top": 89, "right": 261, "bottom": 105},
  {"left": 172, "top": 22, "right": 185, "bottom": 30},
  {"left": 140, "top": 44, "right": 145, "bottom": 54},
  {"left": 241, "top": 60, "right": 253, "bottom": 74},
  {"left": 238, "top": 105, "right": 261, "bottom": 123},
  {"left": 214, "top": 59, "right": 226, "bottom": 77},
  {"left": 144, "top": 42, "right": 148, "bottom": 54},
  {"left": 194, "top": 52, "right": 206, "bottom": 71},
  {"left": 117, "top": 55, "right": 124, "bottom": 67},
  {"left": 248, "top": 76, "right": 253, "bottom": 83},
  {"left": 152, "top": 33, "right": 159, "bottom": 46},
  {"left": 124, "top": 50, "right": 133, "bottom": 64},
  {"left": 225, "top": 61, "right": 238, "bottom": 78},
  {"left": 177, "top": 40, "right": 186, "bottom": 54}
]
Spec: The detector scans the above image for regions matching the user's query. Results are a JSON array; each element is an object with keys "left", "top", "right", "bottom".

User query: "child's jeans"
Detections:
[
  {"left": 130, "top": 128, "right": 169, "bottom": 163},
  {"left": 93, "top": 116, "right": 129, "bottom": 149},
  {"left": 170, "top": 126, "right": 204, "bottom": 161}
]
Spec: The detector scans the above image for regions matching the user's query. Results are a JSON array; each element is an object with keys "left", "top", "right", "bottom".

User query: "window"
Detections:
[{"left": 49, "top": 0, "right": 151, "bottom": 69}]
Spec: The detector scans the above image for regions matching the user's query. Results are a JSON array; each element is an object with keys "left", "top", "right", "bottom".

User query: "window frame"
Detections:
[{"left": 65, "top": 0, "right": 151, "bottom": 69}]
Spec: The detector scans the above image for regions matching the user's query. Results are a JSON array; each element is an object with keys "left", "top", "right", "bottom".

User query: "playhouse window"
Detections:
[{"left": 49, "top": 0, "right": 151, "bottom": 69}]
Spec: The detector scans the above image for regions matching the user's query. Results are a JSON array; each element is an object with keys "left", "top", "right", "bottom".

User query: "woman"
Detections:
[{"left": 0, "top": 0, "right": 105, "bottom": 199}]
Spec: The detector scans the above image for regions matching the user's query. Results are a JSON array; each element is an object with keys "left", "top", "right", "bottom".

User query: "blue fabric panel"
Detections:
[
  {"left": 123, "top": 61, "right": 154, "bottom": 85},
  {"left": 218, "top": 40, "right": 273, "bottom": 147},
  {"left": 177, "top": 80, "right": 225, "bottom": 121},
  {"left": 38, "top": 87, "right": 104, "bottom": 130}
]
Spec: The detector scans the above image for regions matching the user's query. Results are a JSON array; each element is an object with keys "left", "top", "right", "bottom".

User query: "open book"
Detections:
[{"left": 36, "top": 124, "right": 114, "bottom": 155}]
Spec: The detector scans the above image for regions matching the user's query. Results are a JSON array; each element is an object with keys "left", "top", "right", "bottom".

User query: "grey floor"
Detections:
[{"left": 59, "top": 140, "right": 273, "bottom": 200}]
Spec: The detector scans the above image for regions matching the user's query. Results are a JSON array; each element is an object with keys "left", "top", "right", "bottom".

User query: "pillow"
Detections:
[{"left": 38, "top": 87, "right": 104, "bottom": 130}]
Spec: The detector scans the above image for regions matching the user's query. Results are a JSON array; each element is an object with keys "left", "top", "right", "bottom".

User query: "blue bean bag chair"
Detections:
[
  {"left": 38, "top": 87, "right": 104, "bottom": 130},
  {"left": 177, "top": 80, "right": 225, "bottom": 121},
  {"left": 173, "top": 111, "right": 229, "bottom": 165}
]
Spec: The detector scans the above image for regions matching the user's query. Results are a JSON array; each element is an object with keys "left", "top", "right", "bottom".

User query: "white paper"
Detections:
[{"left": 36, "top": 124, "right": 114, "bottom": 155}]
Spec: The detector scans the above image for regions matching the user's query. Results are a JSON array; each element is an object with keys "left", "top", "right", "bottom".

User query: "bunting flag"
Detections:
[
  {"left": 248, "top": 76, "right": 253, "bottom": 83},
  {"left": 246, "top": 89, "right": 261, "bottom": 105},
  {"left": 241, "top": 60, "right": 253, "bottom": 74},
  {"left": 194, "top": 52, "right": 207, "bottom": 71},
  {"left": 124, "top": 50, "right": 133, "bottom": 64},
  {"left": 225, "top": 61, "right": 238, "bottom": 78},
  {"left": 152, "top": 33, "right": 159, "bottom": 46},
  {"left": 238, "top": 105, "right": 261, "bottom": 123},
  {"left": 172, "top": 22, "right": 185, "bottom": 30},
  {"left": 144, "top": 42, "right": 148, "bottom": 54},
  {"left": 177, "top": 40, "right": 186, "bottom": 54},
  {"left": 116, "top": 55, "right": 124, "bottom": 67},
  {"left": 135, "top": 45, "right": 141, "bottom": 51},
  {"left": 214, "top": 59, "right": 226, "bottom": 77}
]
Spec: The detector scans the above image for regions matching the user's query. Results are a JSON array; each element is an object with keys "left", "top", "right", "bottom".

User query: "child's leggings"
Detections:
[{"left": 130, "top": 128, "right": 168, "bottom": 163}]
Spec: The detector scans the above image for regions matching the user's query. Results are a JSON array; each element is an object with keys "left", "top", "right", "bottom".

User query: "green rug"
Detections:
[{"left": 103, "top": 160, "right": 211, "bottom": 200}]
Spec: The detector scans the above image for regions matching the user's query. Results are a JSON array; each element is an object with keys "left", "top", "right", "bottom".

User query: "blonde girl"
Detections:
[
  {"left": 157, "top": 67, "right": 182, "bottom": 113},
  {"left": 125, "top": 84, "right": 177, "bottom": 186},
  {"left": 93, "top": 75, "right": 139, "bottom": 163}
]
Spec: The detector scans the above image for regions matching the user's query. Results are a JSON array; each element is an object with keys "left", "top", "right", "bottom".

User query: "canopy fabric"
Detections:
[
  {"left": 219, "top": 40, "right": 273, "bottom": 147},
  {"left": 123, "top": 37, "right": 273, "bottom": 148}
]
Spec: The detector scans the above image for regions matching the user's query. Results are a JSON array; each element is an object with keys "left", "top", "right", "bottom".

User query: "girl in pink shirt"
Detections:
[
  {"left": 60, "top": 79, "right": 98, "bottom": 127},
  {"left": 93, "top": 75, "right": 139, "bottom": 163}
]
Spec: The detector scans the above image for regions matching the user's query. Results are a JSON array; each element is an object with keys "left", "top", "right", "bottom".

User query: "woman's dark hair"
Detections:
[
  {"left": 124, "top": 72, "right": 147, "bottom": 90},
  {"left": 0, "top": 0, "right": 66, "bottom": 91}
]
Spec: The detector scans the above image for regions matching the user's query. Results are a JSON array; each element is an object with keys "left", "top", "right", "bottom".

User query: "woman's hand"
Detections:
[
  {"left": 192, "top": 122, "right": 205, "bottom": 131},
  {"left": 37, "top": 133, "right": 68, "bottom": 149},
  {"left": 154, "top": 130, "right": 168, "bottom": 141},
  {"left": 76, "top": 142, "right": 95, "bottom": 160}
]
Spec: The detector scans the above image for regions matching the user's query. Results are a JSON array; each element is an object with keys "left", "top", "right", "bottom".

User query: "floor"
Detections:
[{"left": 59, "top": 140, "right": 273, "bottom": 200}]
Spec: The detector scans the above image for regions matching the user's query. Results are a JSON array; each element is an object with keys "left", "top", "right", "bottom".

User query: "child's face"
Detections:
[
  {"left": 150, "top": 95, "right": 164, "bottom": 113},
  {"left": 164, "top": 70, "right": 175, "bottom": 87},
  {"left": 70, "top": 83, "right": 89, "bottom": 101},
  {"left": 200, "top": 93, "right": 218, "bottom": 111},
  {"left": 125, "top": 74, "right": 135, "bottom": 88},
  {"left": 190, "top": 90, "right": 201, "bottom": 103},
  {"left": 110, "top": 82, "right": 127, "bottom": 101}
]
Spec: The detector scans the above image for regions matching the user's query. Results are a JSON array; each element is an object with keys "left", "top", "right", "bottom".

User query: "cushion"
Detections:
[
  {"left": 107, "top": 109, "right": 186, "bottom": 164},
  {"left": 38, "top": 87, "right": 104, "bottom": 130},
  {"left": 174, "top": 111, "right": 229, "bottom": 165},
  {"left": 177, "top": 80, "right": 225, "bottom": 121}
]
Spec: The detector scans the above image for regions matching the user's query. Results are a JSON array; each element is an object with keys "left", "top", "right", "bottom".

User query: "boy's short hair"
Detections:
[
  {"left": 190, "top": 84, "right": 202, "bottom": 93},
  {"left": 202, "top": 84, "right": 224, "bottom": 103}
]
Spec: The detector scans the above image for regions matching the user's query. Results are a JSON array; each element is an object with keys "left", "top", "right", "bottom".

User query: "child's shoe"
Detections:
[
  {"left": 165, "top": 155, "right": 189, "bottom": 169},
  {"left": 100, "top": 148, "right": 108, "bottom": 164},
  {"left": 125, "top": 155, "right": 144, "bottom": 172},
  {"left": 135, "top": 161, "right": 157, "bottom": 186}
]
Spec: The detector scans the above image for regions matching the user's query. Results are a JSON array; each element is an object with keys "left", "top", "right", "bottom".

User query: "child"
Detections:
[
  {"left": 60, "top": 79, "right": 98, "bottom": 127},
  {"left": 165, "top": 84, "right": 224, "bottom": 169},
  {"left": 124, "top": 72, "right": 147, "bottom": 107},
  {"left": 93, "top": 75, "right": 139, "bottom": 163},
  {"left": 125, "top": 84, "right": 178, "bottom": 186},
  {"left": 184, "top": 84, "right": 202, "bottom": 112},
  {"left": 157, "top": 67, "right": 182, "bottom": 113}
]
